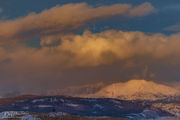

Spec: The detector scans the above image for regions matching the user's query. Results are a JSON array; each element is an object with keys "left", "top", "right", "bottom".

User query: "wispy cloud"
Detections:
[
  {"left": 164, "top": 24, "right": 180, "bottom": 32},
  {"left": 0, "top": 2, "right": 155, "bottom": 46}
]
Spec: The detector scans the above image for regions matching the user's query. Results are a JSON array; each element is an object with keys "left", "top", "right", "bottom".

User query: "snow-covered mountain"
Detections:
[
  {"left": 0, "top": 80, "right": 179, "bottom": 120},
  {"left": 85, "top": 80, "right": 180, "bottom": 100},
  {"left": 48, "top": 80, "right": 180, "bottom": 100}
]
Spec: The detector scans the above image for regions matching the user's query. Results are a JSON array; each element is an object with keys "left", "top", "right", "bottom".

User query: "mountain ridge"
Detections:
[
  {"left": 85, "top": 80, "right": 180, "bottom": 100},
  {"left": 47, "top": 80, "right": 180, "bottom": 100}
]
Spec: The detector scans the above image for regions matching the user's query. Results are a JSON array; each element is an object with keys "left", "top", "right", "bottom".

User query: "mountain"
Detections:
[
  {"left": 47, "top": 82, "right": 105, "bottom": 97},
  {"left": 47, "top": 80, "right": 180, "bottom": 100},
  {"left": 0, "top": 80, "right": 179, "bottom": 120},
  {"left": 85, "top": 80, "right": 180, "bottom": 100}
]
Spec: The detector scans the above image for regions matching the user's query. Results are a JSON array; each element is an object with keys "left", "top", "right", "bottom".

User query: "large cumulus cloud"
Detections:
[
  {"left": 39, "top": 30, "right": 180, "bottom": 67},
  {"left": 0, "top": 30, "right": 180, "bottom": 69}
]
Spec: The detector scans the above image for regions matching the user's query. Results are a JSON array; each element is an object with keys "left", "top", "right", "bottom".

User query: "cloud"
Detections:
[
  {"left": 129, "top": 2, "right": 156, "bottom": 16},
  {"left": 39, "top": 30, "right": 180, "bottom": 67},
  {"left": 0, "top": 2, "right": 155, "bottom": 46},
  {"left": 1, "top": 30, "right": 180, "bottom": 69},
  {"left": 0, "top": 30, "right": 180, "bottom": 94},
  {"left": 164, "top": 24, "right": 180, "bottom": 32}
]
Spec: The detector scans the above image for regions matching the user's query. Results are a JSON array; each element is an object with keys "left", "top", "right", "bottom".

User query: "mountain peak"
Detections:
[
  {"left": 126, "top": 79, "right": 149, "bottom": 84},
  {"left": 87, "top": 80, "right": 180, "bottom": 100}
]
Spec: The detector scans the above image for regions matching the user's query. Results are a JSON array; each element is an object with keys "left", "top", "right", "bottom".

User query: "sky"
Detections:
[{"left": 0, "top": 0, "right": 180, "bottom": 95}]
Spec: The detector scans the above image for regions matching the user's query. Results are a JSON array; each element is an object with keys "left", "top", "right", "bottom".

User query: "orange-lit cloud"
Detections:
[
  {"left": 40, "top": 30, "right": 180, "bottom": 67},
  {"left": 0, "top": 30, "right": 180, "bottom": 69},
  {"left": 0, "top": 2, "right": 155, "bottom": 46}
]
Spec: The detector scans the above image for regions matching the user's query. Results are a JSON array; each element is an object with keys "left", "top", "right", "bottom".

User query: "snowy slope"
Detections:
[
  {"left": 152, "top": 103, "right": 180, "bottom": 117},
  {"left": 0, "top": 111, "right": 40, "bottom": 120},
  {"left": 86, "top": 80, "right": 180, "bottom": 100},
  {"left": 0, "top": 95, "right": 179, "bottom": 119}
]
